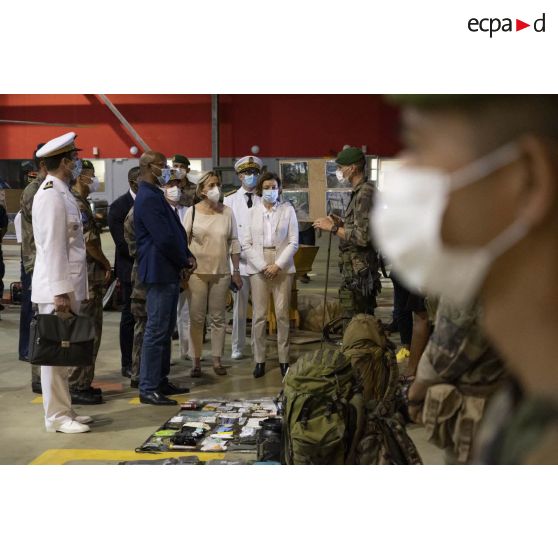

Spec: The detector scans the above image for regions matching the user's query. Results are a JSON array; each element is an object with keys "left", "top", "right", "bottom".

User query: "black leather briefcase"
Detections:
[{"left": 28, "top": 312, "right": 95, "bottom": 367}]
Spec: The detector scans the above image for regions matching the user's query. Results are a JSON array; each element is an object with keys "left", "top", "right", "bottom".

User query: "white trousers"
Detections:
[
  {"left": 249, "top": 251, "right": 293, "bottom": 364},
  {"left": 177, "top": 288, "right": 191, "bottom": 358},
  {"left": 38, "top": 299, "right": 81, "bottom": 429},
  {"left": 231, "top": 275, "right": 250, "bottom": 354}
]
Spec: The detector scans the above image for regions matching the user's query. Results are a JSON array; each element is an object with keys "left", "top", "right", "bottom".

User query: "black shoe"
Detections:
[
  {"left": 83, "top": 386, "right": 103, "bottom": 395},
  {"left": 20, "top": 355, "right": 30, "bottom": 362},
  {"left": 139, "top": 391, "right": 178, "bottom": 405},
  {"left": 121, "top": 366, "right": 132, "bottom": 378},
  {"left": 70, "top": 390, "right": 103, "bottom": 405},
  {"left": 253, "top": 363, "right": 266, "bottom": 378},
  {"left": 159, "top": 382, "right": 190, "bottom": 395},
  {"left": 130, "top": 379, "right": 139, "bottom": 389},
  {"left": 279, "top": 363, "right": 289, "bottom": 377},
  {"left": 31, "top": 382, "right": 42, "bottom": 394},
  {"left": 384, "top": 321, "right": 399, "bottom": 334}
]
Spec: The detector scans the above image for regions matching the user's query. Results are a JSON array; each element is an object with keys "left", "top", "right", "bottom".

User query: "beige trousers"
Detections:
[
  {"left": 249, "top": 249, "right": 293, "bottom": 364},
  {"left": 186, "top": 274, "right": 230, "bottom": 358}
]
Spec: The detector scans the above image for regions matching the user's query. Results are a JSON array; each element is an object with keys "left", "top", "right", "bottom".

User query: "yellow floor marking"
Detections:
[
  {"left": 30, "top": 448, "right": 225, "bottom": 465},
  {"left": 129, "top": 394, "right": 191, "bottom": 405},
  {"left": 32, "top": 396, "right": 43, "bottom": 404}
]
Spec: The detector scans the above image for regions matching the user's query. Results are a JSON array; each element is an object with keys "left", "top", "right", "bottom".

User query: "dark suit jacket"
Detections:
[
  {"left": 108, "top": 190, "right": 134, "bottom": 283},
  {"left": 134, "top": 180, "right": 192, "bottom": 284}
]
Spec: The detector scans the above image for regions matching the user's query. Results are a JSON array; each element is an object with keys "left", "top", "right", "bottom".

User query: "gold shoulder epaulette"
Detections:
[{"left": 43, "top": 181, "right": 54, "bottom": 190}]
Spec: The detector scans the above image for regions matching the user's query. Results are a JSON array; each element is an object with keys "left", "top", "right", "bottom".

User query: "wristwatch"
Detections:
[
  {"left": 233, "top": 268, "right": 240, "bottom": 273},
  {"left": 331, "top": 224, "right": 339, "bottom": 234}
]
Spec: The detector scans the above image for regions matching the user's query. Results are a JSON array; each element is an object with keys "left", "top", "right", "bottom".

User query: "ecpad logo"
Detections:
[{"left": 468, "top": 13, "right": 546, "bottom": 37}]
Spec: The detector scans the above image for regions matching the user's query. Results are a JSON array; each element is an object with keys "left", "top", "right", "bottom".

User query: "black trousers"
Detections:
[
  {"left": 299, "top": 227, "right": 316, "bottom": 246},
  {"left": 392, "top": 273, "right": 413, "bottom": 346},
  {"left": 18, "top": 263, "right": 33, "bottom": 360},
  {"left": 119, "top": 281, "right": 135, "bottom": 368}
]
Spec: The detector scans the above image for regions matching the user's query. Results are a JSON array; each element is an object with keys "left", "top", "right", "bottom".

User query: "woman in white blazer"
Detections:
[{"left": 241, "top": 172, "right": 299, "bottom": 378}]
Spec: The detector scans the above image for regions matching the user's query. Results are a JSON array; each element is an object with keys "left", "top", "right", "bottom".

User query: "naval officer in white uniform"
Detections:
[
  {"left": 32, "top": 132, "right": 92, "bottom": 434},
  {"left": 224, "top": 156, "right": 263, "bottom": 360}
]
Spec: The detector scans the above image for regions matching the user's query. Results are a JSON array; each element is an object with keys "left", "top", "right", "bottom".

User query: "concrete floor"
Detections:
[{"left": 0, "top": 231, "right": 444, "bottom": 465}]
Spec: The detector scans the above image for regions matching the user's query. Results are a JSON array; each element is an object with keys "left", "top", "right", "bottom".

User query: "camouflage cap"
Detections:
[
  {"left": 172, "top": 154, "right": 190, "bottom": 166},
  {"left": 335, "top": 147, "right": 365, "bottom": 166}
]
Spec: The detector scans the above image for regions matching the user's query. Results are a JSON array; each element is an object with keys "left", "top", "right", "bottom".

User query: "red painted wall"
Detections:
[{"left": 0, "top": 94, "right": 400, "bottom": 159}]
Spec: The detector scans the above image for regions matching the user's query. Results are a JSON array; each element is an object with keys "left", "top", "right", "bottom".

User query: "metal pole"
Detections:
[
  {"left": 321, "top": 231, "right": 333, "bottom": 347},
  {"left": 97, "top": 94, "right": 151, "bottom": 152},
  {"left": 211, "top": 94, "right": 220, "bottom": 169}
]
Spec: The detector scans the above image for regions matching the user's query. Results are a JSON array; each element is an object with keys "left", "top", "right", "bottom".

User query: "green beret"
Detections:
[
  {"left": 172, "top": 154, "right": 190, "bottom": 166},
  {"left": 335, "top": 147, "right": 365, "bottom": 166},
  {"left": 81, "top": 159, "right": 95, "bottom": 170}
]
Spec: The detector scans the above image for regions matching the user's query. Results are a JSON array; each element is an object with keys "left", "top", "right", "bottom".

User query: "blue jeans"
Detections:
[
  {"left": 19, "top": 262, "right": 33, "bottom": 360},
  {"left": 139, "top": 282, "right": 179, "bottom": 395}
]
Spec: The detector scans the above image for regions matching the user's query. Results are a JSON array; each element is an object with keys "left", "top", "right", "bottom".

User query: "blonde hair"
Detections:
[{"left": 196, "top": 170, "right": 220, "bottom": 199}]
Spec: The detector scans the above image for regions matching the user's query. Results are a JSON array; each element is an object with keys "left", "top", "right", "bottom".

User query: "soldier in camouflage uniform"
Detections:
[
  {"left": 172, "top": 154, "right": 197, "bottom": 208},
  {"left": 20, "top": 146, "right": 47, "bottom": 392},
  {"left": 407, "top": 298, "right": 508, "bottom": 463},
  {"left": 67, "top": 160, "right": 112, "bottom": 404},
  {"left": 123, "top": 205, "right": 147, "bottom": 388},
  {"left": 314, "top": 147, "right": 380, "bottom": 319},
  {"left": 385, "top": 95, "right": 558, "bottom": 463}
]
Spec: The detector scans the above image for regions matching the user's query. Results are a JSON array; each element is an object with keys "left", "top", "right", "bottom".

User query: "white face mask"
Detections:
[
  {"left": 88, "top": 176, "right": 100, "bottom": 193},
  {"left": 171, "top": 168, "right": 187, "bottom": 180},
  {"left": 262, "top": 189, "right": 279, "bottom": 204},
  {"left": 206, "top": 186, "right": 221, "bottom": 204},
  {"left": 165, "top": 185, "right": 181, "bottom": 202},
  {"left": 335, "top": 168, "right": 349, "bottom": 186},
  {"left": 372, "top": 143, "right": 529, "bottom": 307}
]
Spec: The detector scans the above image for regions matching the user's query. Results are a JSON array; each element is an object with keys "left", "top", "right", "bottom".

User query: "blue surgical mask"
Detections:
[
  {"left": 262, "top": 189, "right": 279, "bottom": 204},
  {"left": 154, "top": 166, "right": 171, "bottom": 186},
  {"left": 243, "top": 174, "right": 258, "bottom": 189},
  {"left": 71, "top": 159, "right": 82, "bottom": 181}
]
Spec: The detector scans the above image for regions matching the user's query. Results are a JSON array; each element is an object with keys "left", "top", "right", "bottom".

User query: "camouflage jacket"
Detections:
[
  {"left": 339, "top": 179, "right": 380, "bottom": 293},
  {"left": 417, "top": 299, "right": 507, "bottom": 388},
  {"left": 71, "top": 189, "right": 107, "bottom": 286},
  {"left": 475, "top": 381, "right": 558, "bottom": 464},
  {"left": 20, "top": 175, "right": 44, "bottom": 274},
  {"left": 124, "top": 207, "right": 146, "bottom": 301}
]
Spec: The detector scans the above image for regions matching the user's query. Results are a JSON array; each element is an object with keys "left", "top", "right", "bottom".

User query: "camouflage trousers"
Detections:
[
  {"left": 68, "top": 286, "right": 103, "bottom": 391},
  {"left": 131, "top": 299, "right": 147, "bottom": 383}
]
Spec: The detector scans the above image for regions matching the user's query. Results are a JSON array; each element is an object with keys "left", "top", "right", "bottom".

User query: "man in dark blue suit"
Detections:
[
  {"left": 134, "top": 151, "right": 196, "bottom": 405},
  {"left": 108, "top": 166, "right": 139, "bottom": 379}
]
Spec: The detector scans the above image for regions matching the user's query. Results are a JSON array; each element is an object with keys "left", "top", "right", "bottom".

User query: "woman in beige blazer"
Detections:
[
  {"left": 183, "top": 171, "right": 243, "bottom": 377},
  {"left": 241, "top": 172, "right": 299, "bottom": 379}
]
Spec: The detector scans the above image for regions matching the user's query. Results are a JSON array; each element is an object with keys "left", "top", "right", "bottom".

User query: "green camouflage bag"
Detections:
[
  {"left": 355, "top": 400, "right": 423, "bottom": 465},
  {"left": 342, "top": 315, "right": 423, "bottom": 465},
  {"left": 341, "top": 314, "right": 400, "bottom": 405},
  {"left": 281, "top": 347, "right": 364, "bottom": 465}
]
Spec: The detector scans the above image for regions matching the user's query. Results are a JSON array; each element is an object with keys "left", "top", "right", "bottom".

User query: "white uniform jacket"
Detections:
[
  {"left": 241, "top": 201, "right": 299, "bottom": 275},
  {"left": 224, "top": 187, "right": 261, "bottom": 275},
  {"left": 31, "top": 174, "right": 88, "bottom": 303}
]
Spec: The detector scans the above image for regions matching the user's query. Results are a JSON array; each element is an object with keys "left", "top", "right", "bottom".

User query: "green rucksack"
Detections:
[
  {"left": 281, "top": 347, "right": 364, "bottom": 465},
  {"left": 341, "top": 314, "right": 400, "bottom": 406}
]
